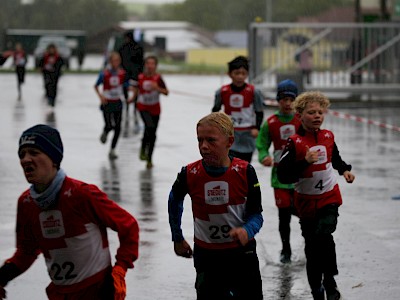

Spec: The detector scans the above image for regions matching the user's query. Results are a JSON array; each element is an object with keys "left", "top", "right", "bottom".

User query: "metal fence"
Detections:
[{"left": 248, "top": 22, "right": 400, "bottom": 99}]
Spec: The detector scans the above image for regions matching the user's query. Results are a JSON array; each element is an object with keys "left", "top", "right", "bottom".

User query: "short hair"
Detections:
[
  {"left": 197, "top": 112, "right": 234, "bottom": 138},
  {"left": 293, "top": 91, "right": 331, "bottom": 114},
  {"left": 228, "top": 56, "right": 249, "bottom": 72},
  {"left": 109, "top": 51, "right": 121, "bottom": 61},
  {"left": 145, "top": 55, "right": 158, "bottom": 65}
]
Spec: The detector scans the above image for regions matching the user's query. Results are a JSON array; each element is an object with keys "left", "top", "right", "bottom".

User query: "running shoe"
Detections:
[
  {"left": 109, "top": 149, "right": 118, "bottom": 159},
  {"left": 100, "top": 132, "right": 107, "bottom": 144}
]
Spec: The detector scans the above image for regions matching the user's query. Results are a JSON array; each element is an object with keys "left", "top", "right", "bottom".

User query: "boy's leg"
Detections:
[
  {"left": 275, "top": 188, "right": 294, "bottom": 263},
  {"left": 301, "top": 218, "right": 324, "bottom": 296}
]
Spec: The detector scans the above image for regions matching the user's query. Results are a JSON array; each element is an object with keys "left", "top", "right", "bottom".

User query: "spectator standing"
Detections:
[{"left": 118, "top": 30, "right": 144, "bottom": 125}]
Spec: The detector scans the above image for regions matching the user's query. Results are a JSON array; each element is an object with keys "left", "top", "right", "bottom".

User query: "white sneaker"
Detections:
[{"left": 109, "top": 149, "right": 118, "bottom": 159}]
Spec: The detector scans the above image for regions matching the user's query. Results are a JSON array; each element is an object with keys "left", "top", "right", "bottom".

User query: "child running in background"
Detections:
[
  {"left": 132, "top": 55, "right": 168, "bottom": 169},
  {"left": 13, "top": 43, "right": 27, "bottom": 98},
  {"left": 277, "top": 91, "right": 355, "bottom": 300},
  {"left": 168, "top": 112, "right": 264, "bottom": 299},
  {"left": 95, "top": 51, "right": 135, "bottom": 160},
  {"left": 256, "top": 79, "right": 301, "bottom": 264},
  {"left": 212, "top": 55, "right": 264, "bottom": 163},
  {"left": 39, "top": 44, "right": 64, "bottom": 109}
]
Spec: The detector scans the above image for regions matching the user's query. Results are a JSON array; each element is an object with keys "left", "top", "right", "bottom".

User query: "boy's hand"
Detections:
[
  {"left": 305, "top": 146, "right": 318, "bottom": 163},
  {"left": 261, "top": 156, "right": 273, "bottom": 167},
  {"left": 174, "top": 240, "right": 193, "bottom": 258},
  {"left": 112, "top": 265, "right": 126, "bottom": 300},
  {"left": 343, "top": 171, "right": 355, "bottom": 183},
  {"left": 250, "top": 128, "right": 259, "bottom": 138},
  {"left": 229, "top": 227, "right": 248, "bottom": 246}
]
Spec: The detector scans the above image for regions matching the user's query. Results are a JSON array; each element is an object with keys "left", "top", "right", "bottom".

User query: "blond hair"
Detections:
[
  {"left": 197, "top": 112, "right": 234, "bottom": 137},
  {"left": 293, "top": 91, "right": 331, "bottom": 114},
  {"left": 108, "top": 51, "right": 121, "bottom": 62}
]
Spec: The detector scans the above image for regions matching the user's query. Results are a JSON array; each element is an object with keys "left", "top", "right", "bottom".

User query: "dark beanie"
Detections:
[
  {"left": 19, "top": 124, "right": 63, "bottom": 166},
  {"left": 276, "top": 79, "right": 298, "bottom": 101}
]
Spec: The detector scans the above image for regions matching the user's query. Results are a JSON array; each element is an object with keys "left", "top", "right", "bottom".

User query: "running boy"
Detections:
[
  {"left": 212, "top": 56, "right": 264, "bottom": 163},
  {"left": 168, "top": 112, "right": 264, "bottom": 299},
  {"left": 131, "top": 55, "right": 168, "bottom": 169},
  {"left": 256, "top": 79, "right": 301, "bottom": 263},
  {"left": 277, "top": 91, "right": 355, "bottom": 300},
  {"left": 95, "top": 51, "right": 135, "bottom": 159},
  {"left": 13, "top": 43, "right": 27, "bottom": 97},
  {"left": 0, "top": 124, "right": 139, "bottom": 300},
  {"left": 39, "top": 44, "right": 64, "bottom": 109}
]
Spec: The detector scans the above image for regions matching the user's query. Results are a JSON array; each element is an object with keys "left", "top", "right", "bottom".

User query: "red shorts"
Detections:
[{"left": 274, "top": 188, "right": 294, "bottom": 208}]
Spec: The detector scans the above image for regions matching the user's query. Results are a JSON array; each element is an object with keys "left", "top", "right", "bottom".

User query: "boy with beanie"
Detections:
[
  {"left": 256, "top": 79, "right": 301, "bottom": 263},
  {"left": 212, "top": 55, "right": 264, "bottom": 163},
  {"left": 0, "top": 124, "right": 139, "bottom": 300}
]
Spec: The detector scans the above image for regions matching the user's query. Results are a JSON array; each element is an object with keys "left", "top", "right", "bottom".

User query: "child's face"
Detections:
[
  {"left": 19, "top": 146, "right": 57, "bottom": 188},
  {"left": 109, "top": 54, "right": 121, "bottom": 69},
  {"left": 278, "top": 96, "right": 295, "bottom": 115},
  {"left": 228, "top": 67, "right": 248, "bottom": 87},
  {"left": 299, "top": 101, "right": 325, "bottom": 131},
  {"left": 145, "top": 58, "right": 157, "bottom": 74},
  {"left": 197, "top": 123, "right": 233, "bottom": 167}
]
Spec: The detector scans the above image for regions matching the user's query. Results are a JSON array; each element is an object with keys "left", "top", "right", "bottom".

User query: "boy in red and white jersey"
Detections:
[
  {"left": 277, "top": 91, "right": 355, "bottom": 300},
  {"left": 0, "top": 124, "right": 139, "bottom": 300},
  {"left": 168, "top": 112, "right": 264, "bottom": 299}
]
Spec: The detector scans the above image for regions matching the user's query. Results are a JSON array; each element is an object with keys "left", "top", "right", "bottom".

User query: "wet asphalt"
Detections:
[{"left": 1, "top": 71, "right": 400, "bottom": 299}]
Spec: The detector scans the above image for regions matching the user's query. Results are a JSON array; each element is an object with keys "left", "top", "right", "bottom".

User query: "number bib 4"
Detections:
[{"left": 295, "top": 162, "right": 337, "bottom": 195}]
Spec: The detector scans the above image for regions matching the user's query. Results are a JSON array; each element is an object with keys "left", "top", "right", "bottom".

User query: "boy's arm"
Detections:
[
  {"left": 332, "top": 142, "right": 352, "bottom": 175},
  {"left": 254, "top": 89, "right": 265, "bottom": 130},
  {"left": 168, "top": 167, "right": 188, "bottom": 242},
  {"left": 256, "top": 121, "right": 272, "bottom": 163},
  {"left": 242, "top": 164, "right": 263, "bottom": 240},
  {"left": 212, "top": 88, "right": 222, "bottom": 112},
  {"left": 277, "top": 138, "right": 309, "bottom": 184}
]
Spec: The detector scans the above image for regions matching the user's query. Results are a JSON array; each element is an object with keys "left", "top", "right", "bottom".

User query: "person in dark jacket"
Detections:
[{"left": 118, "top": 30, "right": 144, "bottom": 124}]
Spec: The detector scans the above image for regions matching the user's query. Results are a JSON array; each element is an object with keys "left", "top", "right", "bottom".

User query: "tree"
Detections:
[
  {"left": 0, "top": 0, "right": 127, "bottom": 35},
  {"left": 143, "top": 0, "right": 354, "bottom": 31}
]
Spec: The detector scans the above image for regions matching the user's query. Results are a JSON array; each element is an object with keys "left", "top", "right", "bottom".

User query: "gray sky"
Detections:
[{"left": 119, "top": 0, "right": 184, "bottom": 4}]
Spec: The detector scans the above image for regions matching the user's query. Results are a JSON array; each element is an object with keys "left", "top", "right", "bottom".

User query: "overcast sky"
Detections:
[{"left": 119, "top": 0, "right": 184, "bottom": 4}]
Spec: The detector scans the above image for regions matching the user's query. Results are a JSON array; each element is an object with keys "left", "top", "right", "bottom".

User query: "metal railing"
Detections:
[{"left": 248, "top": 22, "right": 400, "bottom": 99}]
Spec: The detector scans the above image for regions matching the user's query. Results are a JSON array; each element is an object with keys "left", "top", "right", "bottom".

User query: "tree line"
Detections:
[{"left": 0, "top": 0, "right": 353, "bottom": 34}]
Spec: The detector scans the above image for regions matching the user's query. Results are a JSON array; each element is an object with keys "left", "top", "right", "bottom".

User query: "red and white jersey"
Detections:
[
  {"left": 43, "top": 53, "right": 60, "bottom": 72},
  {"left": 220, "top": 84, "right": 256, "bottom": 130},
  {"left": 267, "top": 114, "right": 301, "bottom": 164},
  {"left": 292, "top": 129, "right": 337, "bottom": 195},
  {"left": 186, "top": 158, "right": 249, "bottom": 250},
  {"left": 136, "top": 73, "right": 167, "bottom": 115},
  {"left": 102, "top": 67, "right": 126, "bottom": 101},
  {"left": 13, "top": 50, "right": 26, "bottom": 67},
  {"left": 9, "top": 177, "right": 139, "bottom": 294}
]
